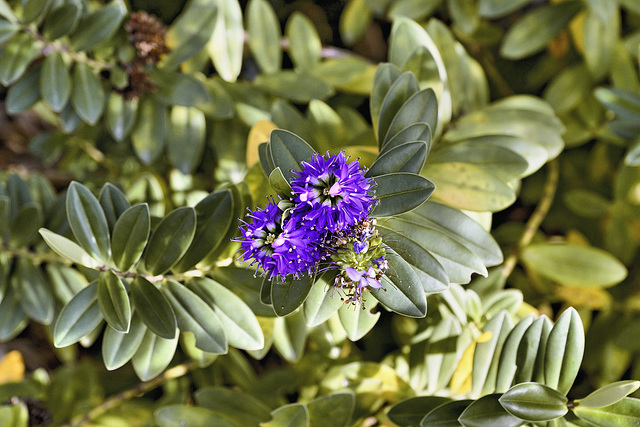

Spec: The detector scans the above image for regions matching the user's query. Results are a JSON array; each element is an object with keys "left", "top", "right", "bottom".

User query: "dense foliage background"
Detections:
[{"left": 1, "top": 0, "right": 640, "bottom": 425}]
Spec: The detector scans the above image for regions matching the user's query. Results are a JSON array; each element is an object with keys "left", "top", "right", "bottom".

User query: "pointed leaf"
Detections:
[
  {"left": 111, "top": 203, "right": 150, "bottom": 272},
  {"left": 131, "top": 96, "right": 167, "bottom": 164},
  {"left": 13, "top": 258, "right": 54, "bottom": 324},
  {"left": 208, "top": 0, "right": 243, "bottom": 82},
  {"left": 544, "top": 307, "right": 584, "bottom": 395},
  {"left": 105, "top": 93, "right": 137, "bottom": 142},
  {"left": 0, "top": 32, "right": 41, "bottom": 85},
  {"left": 132, "top": 328, "right": 179, "bottom": 381},
  {"left": 98, "top": 270, "right": 131, "bottom": 332},
  {"left": 42, "top": 0, "right": 82, "bottom": 40},
  {"left": 39, "top": 228, "right": 101, "bottom": 269},
  {"left": 41, "top": 52, "right": 71, "bottom": 112},
  {"left": 459, "top": 394, "right": 523, "bottom": 427},
  {"left": 307, "top": 392, "right": 355, "bottom": 427},
  {"left": 303, "top": 272, "right": 343, "bottom": 327},
  {"left": 144, "top": 207, "right": 196, "bottom": 275},
  {"left": 367, "top": 141, "right": 428, "bottom": 176},
  {"left": 71, "top": 62, "right": 105, "bottom": 125},
  {"left": 246, "top": 0, "right": 281, "bottom": 74},
  {"left": 499, "top": 383, "right": 568, "bottom": 422},
  {"left": 269, "top": 129, "right": 315, "bottom": 182},
  {"left": 385, "top": 88, "right": 438, "bottom": 148},
  {"left": 420, "top": 400, "right": 473, "bottom": 426},
  {"left": 265, "top": 403, "right": 308, "bottom": 427},
  {"left": 162, "top": 280, "right": 227, "bottom": 354},
  {"left": 167, "top": 106, "right": 206, "bottom": 174},
  {"left": 370, "top": 173, "right": 435, "bottom": 217},
  {"left": 388, "top": 396, "right": 452, "bottom": 427},
  {"left": 99, "top": 183, "right": 131, "bottom": 232},
  {"left": 377, "top": 72, "right": 419, "bottom": 145},
  {"left": 66, "top": 181, "right": 111, "bottom": 264},
  {"left": 102, "top": 312, "right": 147, "bottom": 370},
  {"left": 285, "top": 12, "right": 321, "bottom": 69},
  {"left": 188, "top": 277, "right": 264, "bottom": 351},
  {"left": 195, "top": 387, "right": 273, "bottom": 425},
  {"left": 573, "top": 397, "right": 640, "bottom": 427},
  {"left": 272, "top": 310, "right": 307, "bottom": 362},
  {"left": 272, "top": 275, "right": 314, "bottom": 317},
  {"left": 130, "top": 277, "right": 176, "bottom": 339},
  {"left": 54, "top": 281, "right": 103, "bottom": 347},
  {"left": 578, "top": 381, "right": 640, "bottom": 409},
  {"left": 69, "top": 0, "right": 126, "bottom": 51},
  {"left": 338, "top": 293, "right": 380, "bottom": 341}
]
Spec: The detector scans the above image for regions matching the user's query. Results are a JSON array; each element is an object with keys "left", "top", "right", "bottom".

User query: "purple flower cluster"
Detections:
[{"left": 238, "top": 151, "right": 388, "bottom": 301}]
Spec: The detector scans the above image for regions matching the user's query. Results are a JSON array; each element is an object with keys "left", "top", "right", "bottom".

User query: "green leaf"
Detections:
[
  {"left": 144, "top": 207, "right": 196, "bottom": 275},
  {"left": 71, "top": 62, "right": 105, "bottom": 125},
  {"left": 269, "top": 167, "right": 293, "bottom": 199},
  {"left": 577, "top": 381, "right": 640, "bottom": 409},
  {"left": 367, "top": 141, "right": 428, "bottom": 176},
  {"left": 264, "top": 403, "right": 308, "bottom": 427},
  {"left": 423, "top": 162, "right": 516, "bottom": 212},
  {"left": 499, "top": 383, "right": 568, "bottom": 422},
  {"left": 272, "top": 310, "right": 307, "bottom": 362},
  {"left": 303, "top": 272, "right": 343, "bottom": 327},
  {"left": 500, "top": 1, "right": 583, "bottom": 59},
  {"left": 286, "top": 11, "right": 321, "bottom": 70},
  {"left": 42, "top": 0, "right": 82, "bottom": 40},
  {"left": 70, "top": 0, "right": 126, "bottom": 51},
  {"left": 388, "top": 396, "right": 452, "bottom": 427},
  {"left": 544, "top": 307, "right": 584, "bottom": 395},
  {"left": 307, "top": 392, "right": 355, "bottom": 427},
  {"left": 151, "top": 70, "right": 212, "bottom": 107},
  {"left": 370, "top": 173, "right": 435, "bottom": 217},
  {"left": 162, "top": 280, "right": 227, "bottom": 354},
  {"left": 9, "top": 202, "right": 42, "bottom": 248},
  {"left": 13, "top": 258, "right": 54, "bottom": 324},
  {"left": 582, "top": 5, "right": 619, "bottom": 80},
  {"left": 0, "top": 0, "right": 16, "bottom": 22},
  {"left": 188, "top": 277, "right": 264, "bottom": 351},
  {"left": 338, "top": 292, "right": 380, "bottom": 341},
  {"left": 246, "top": 0, "right": 281, "bottom": 74},
  {"left": 0, "top": 32, "right": 41, "bottom": 85},
  {"left": 195, "top": 387, "right": 273, "bottom": 425},
  {"left": 105, "top": 93, "right": 137, "bottom": 142},
  {"left": 340, "top": 0, "right": 373, "bottom": 45},
  {"left": 424, "top": 316, "right": 463, "bottom": 393},
  {"left": 459, "top": 394, "right": 524, "bottom": 427},
  {"left": 272, "top": 275, "right": 314, "bottom": 317},
  {"left": 269, "top": 129, "right": 315, "bottom": 182},
  {"left": 0, "top": 402, "right": 28, "bottom": 427},
  {"left": 574, "top": 398, "right": 640, "bottom": 427},
  {"left": 377, "top": 72, "right": 420, "bottom": 145},
  {"left": 6, "top": 62, "right": 41, "bottom": 114},
  {"left": 254, "top": 70, "right": 334, "bottom": 103},
  {"left": 496, "top": 314, "right": 536, "bottom": 393},
  {"left": 208, "top": 0, "right": 244, "bottom": 82},
  {"left": 173, "top": 190, "right": 234, "bottom": 272},
  {"left": 155, "top": 405, "right": 235, "bottom": 427},
  {"left": 99, "top": 183, "right": 131, "bottom": 232},
  {"left": 385, "top": 88, "right": 438, "bottom": 148},
  {"left": 478, "top": 0, "right": 530, "bottom": 18},
  {"left": 111, "top": 204, "right": 150, "bottom": 272},
  {"left": 520, "top": 243, "right": 627, "bottom": 288},
  {"left": 132, "top": 328, "right": 179, "bottom": 381},
  {"left": 131, "top": 96, "right": 167, "bottom": 165},
  {"left": 39, "top": 228, "right": 101, "bottom": 269},
  {"left": 97, "top": 270, "right": 131, "bottom": 333},
  {"left": 54, "top": 281, "right": 103, "bottom": 347},
  {"left": 0, "top": 19, "right": 17, "bottom": 44},
  {"left": 595, "top": 87, "right": 640, "bottom": 120},
  {"left": 40, "top": 52, "right": 71, "bottom": 112},
  {"left": 472, "top": 311, "right": 514, "bottom": 398},
  {"left": 376, "top": 224, "right": 449, "bottom": 293},
  {"left": 167, "top": 106, "right": 206, "bottom": 174},
  {"left": 516, "top": 316, "right": 552, "bottom": 384},
  {"left": 0, "top": 286, "right": 28, "bottom": 341},
  {"left": 372, "top": 248, "right": 427, "bottom": 317},
  {"left": 162, "top": 1, "right": 217, "bottom": 69},
  {"left": 66, "top": 181, "right": 111, "bottom": 264},
  {"left": 130, "top": 277, "right": 176, "bottom": 339},
  {"left": 46, "top": 262, "right": 88, "bottom": 304},
  {"left": 102, "top": 312, "right": 147, "bottom": 370},
  {"left": 370, "top": 63, "right": 403, "bottom": 137},
  {"left": 420, "top": 400, "right": 472, "bottom": 426}
]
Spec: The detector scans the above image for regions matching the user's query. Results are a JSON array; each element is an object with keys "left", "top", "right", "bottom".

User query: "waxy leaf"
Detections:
[
  {"left": 132, "top": 328, "right": 178, "bottom": 381},
  {"left": 499, "top": 383, "right": 568, "bottom": 422},
  {"left": 303, "top": 272, "right": 343, "bottom": 327},
  {"left": 0, "top": 286, "right": 27, "bottom": 341},
  {"left": 42, "top": 0, "right": 82, "bottom": 40},
  {"left": 99, "top": 183, "right": 131, "bottom": 231},
  {"left": 208, "top": 0, "right": 244, "bottom": 82},
  {"left": 54, "top": 281, "right": 103, "bottom": 347},
  {"left": 544, "top": 307, "right": 584, "bottom": 395},
  {"left": 246, "top": 0, "right": 281, "bottom": 74},
  {"left": 144, "top": 207, "right": 196, "bottom": 275},
  {"left": 41, "top": 52, "right": 71, "bottom": 112},
  {"left": 162, "top": 280, "right": 227, "bottom": 354},
  {"left": 105, "top": 93, "right": 137, "bottom": 142},
  {"left": 520, "top": 243, "right": 627, "bottom": 288},
  {"left": 307, "top": 392, "right": 355, "bottom": 427},
  {"left": 578, "top": 381, "right": 640, "bottom": 409},
  {"left": 97, "top": 270, "right": 131, "bottom": 332},
  {"left": 367, "top": 141, "right": 428, "bottom": 176},
  {"left": 131, "top": 96, "right": 167, "bottom": 164},
  {"left": 6, "top": 62, "right": 41, "bottom": 114},
  {"left": 71, "top": 62, "right": 105, "bottom": 125},
  {"left": 130, "top": 277, "right": 176, "bottom": 339},
  {"left": 39, "top": 228, "right": 101, "bottom": 269},
  {"left": 195, "top": 387, "right": 273, "bottom": 425},
  {"left": 574, "top": 397, "right": 640, "bottom": 427},
  {"left": 102, "top": 313, "right": 147, "bottom": 370},
  {"left": 377, "top": 72, "right": 420, "bottom": 145},
  {"left": 372, "top": 249, "right": 427, "bottom": 317},
  {"left": 338, "top": 293, "right": 380, "bottom": 341},
  {"left": 272, "top": 275, "right": 314, "bottom": 317},
  {"left": 421, "top": 400, "right": 473, "bottom": 426},
  {"left": 70, "top": 0, "right": 126, "bottom": 51},
  {"left": 286, "top": 12, "right": 321, "bottom": 69},
  {"left": 266, "top": 403, "right": 308, "bottom": 427},
  {"left": 188, "top": 277, "right": 264, "bottom": 350},
  {"left": 269, "top": 167, "right": 293, "bottom": 199},
  {"left": 388, "top": 396, "right": 452, "bottom": 427},
  {"left": 0, "top": 32, "right": 41, "bottom": 85},
  {"left": 371, "top": 173, "right": 435, "bottom": 217},
  {"left": 269, "top": 129, "right": 315, "bottom": 182},
  {"left": 459, "top": 394, "right": 523, "bottom": 427},
  {"left": 385, "top": 88, "right": 438, "bottom": 147},
  {"left": 111, "top": 204, "right": 150, "bottom": 272},
  {"left": 13, "top": 258, "right": 54, "bottom": 325},
  {"left": 66, "top": 181, "right": 111, "bottom": 264}
]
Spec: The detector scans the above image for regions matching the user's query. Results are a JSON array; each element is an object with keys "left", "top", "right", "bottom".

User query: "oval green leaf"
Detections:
[
  {"left": 370, "top": 173, "right": 435, "bottom": 217},
  {"left": 130, "top": 277, "right": 176, "bottom": 339},
  {"left": 102, "top": 312, "right": 147, "bottom": 371},
  {"left": 66, "top": 181, "right": 111, "bottom": 264},
  {"left": 499, "top": 382, "right": 568, "bottom": 422},
  {"left": 54, "top": 281, "right": 103, "bottom": 347},
  {"left": 111, "top": 203, "right": 150, "bottom": 272},
  {"left": 41, "top": 51, "right": 71, "bottom": 112},
  {"left": 144, "top": 207, "right": 196, "bottom": 275},
  {"left": 97, "top": 270, "right": 131, "bottom": 333}
]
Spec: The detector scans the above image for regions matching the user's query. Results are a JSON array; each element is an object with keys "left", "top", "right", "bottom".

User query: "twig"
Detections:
[
  {"left": 69, "top": 361, "right": 197, "bottom": 426},
  {"left": 501, "top": 159, "right": 560, "bottom": 281}
]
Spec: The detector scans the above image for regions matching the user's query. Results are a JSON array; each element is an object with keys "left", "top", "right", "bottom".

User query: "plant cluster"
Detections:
[{"left": 0, "top": 0, "right": 639, "bottom": 426}]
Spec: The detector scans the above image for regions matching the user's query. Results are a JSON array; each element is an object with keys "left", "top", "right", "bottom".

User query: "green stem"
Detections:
[
  {"left": 69, "top": 361, "right": 197, "bottom": 426},
  {"left": 501, "top": 159, "right": 560, "bottom": 281}
]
